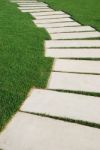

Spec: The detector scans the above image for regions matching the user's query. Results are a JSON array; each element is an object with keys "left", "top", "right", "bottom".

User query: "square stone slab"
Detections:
[
  {"left": 21, "top": 89, "right": 100, "bottom": 124},
  {"left": 0, "top": 112, "right": 100, "bottom": 150},
  {"left": 53, "top": 59, "right": 100, "bottom": 74},
  {"left": 45, "top": 48, "right": 100, "bottom": 58},
  {"left": 47, "top": 72, "right": 100, "bottom": 93},
  {"left": 45, "top": 40, "right": 100, "bottom": 48}
]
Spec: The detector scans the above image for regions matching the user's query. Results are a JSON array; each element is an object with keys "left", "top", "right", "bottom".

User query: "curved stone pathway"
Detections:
[{"left": 0, "top": 0, "right": 100, "bottom": 149}]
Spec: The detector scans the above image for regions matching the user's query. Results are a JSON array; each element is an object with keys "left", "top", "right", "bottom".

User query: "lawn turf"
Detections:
[
  {"left": 0, "top": 0, "right": 53, "bottom": 131},
  {"left": 39, "top": 0, "right": 100, "bottom": 31}
]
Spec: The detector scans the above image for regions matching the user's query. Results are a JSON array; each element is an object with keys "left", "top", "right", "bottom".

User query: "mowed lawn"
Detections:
[
  {"left": 0, "top": 0, "right": 53, "bottom": 131},
  {"left": 40, "top": 0, "right": 100, "bottom": 31}
]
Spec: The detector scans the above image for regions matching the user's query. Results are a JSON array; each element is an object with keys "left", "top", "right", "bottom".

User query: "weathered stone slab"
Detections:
[
  {"left": 51, "top": 31, "right": 100, "bottom": 39},
  {"left": 21, "top": 89, "right": 100, "bottom": 124},
  {"left": 35, "top": 22, "right": 80, "bottom": 28},
  {"left": 34, "top": 18, "right": 73, "bottom": 24},
  {"left": 45, "top": 48, "right": 100, "bottom": 58},
  {"left": 45, "top": 40, "right": 100, "bottom": 48},
  {"left": 47, "top": 72, "right": 100, "bottom": 93},
  {"left": 53, "top": 59, "right": 100, "bottom": 74},
  {"left": 0, "top": 112, "right": 100, "bottom": 150}
]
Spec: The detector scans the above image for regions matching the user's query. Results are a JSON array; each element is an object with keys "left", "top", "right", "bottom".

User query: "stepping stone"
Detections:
[
  {"left": 46, "top": 26, "right": 95, "bottom": 33},
  {"left": 34, "top": 14, "right": 70, "bottom": 19},
  {"left": 19, "top": 4, "right": 48, "bottom": 6},
  {"left": 34, "top": 18, "right": 73, "bottom": 24},
  {"left": 21, "top": 89, "right": 100, "bottom": 124},
  {"left": 20, "top": 8, "right": 53, "bottom": 13},
  {"left": 17, "top": 1, "right": 42, "bottom": 3},
  {"left": 30, "top": 11, "right": 66, "bottom": 17},
  {"left": 19, "top": 6, "right": 49, "bottom": 10},
  {"left": 10, "top": 0, "right": 37, "bottom": 3},
  {"left": 50, "top": 31, "right": 100, "bottom": 39},
  {"left": 17, "top": 2, "right": 41, "bottom": 3},
  {"left": 53, "top": 59, "right": 100, "bottom": 74},
  {"left": 35, "top": 22, "right": 80, "bottom": 28},
  {"left": 17, "top": 2, "right": 45, "bottom": 5},
  {"left": 45, "top": 48, "right": 100, "bottom": 58},
  {"left": 45, "top": 40, "right": 100, "bottom": 48},
  {"left": 48, "top": 72, "right": 100, "bottom": 93},
  {"left": 1, "top": 112, "right": 100, "bottom": 150}
]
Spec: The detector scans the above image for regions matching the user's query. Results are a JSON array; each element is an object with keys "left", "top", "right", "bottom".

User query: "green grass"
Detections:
[
  {"left": 39, "top": 0, "right": 100, "bottom": 31},
  {"left": 0, "top": 0, "right": 53, "bottom": 131}
]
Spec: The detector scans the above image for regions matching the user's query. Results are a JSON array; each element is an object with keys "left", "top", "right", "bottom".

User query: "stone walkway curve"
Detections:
[{"left": 0, "top": 0, "right": 100, "bottom": 150}]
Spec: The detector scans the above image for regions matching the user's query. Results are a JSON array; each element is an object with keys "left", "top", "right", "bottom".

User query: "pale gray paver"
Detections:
[
  {"left": 35, "top": 22, "right": 80, "bottom": 28},
  {"left": 45, "top": 48, "right": 100, "bottom": 58},
  {"left": 20, "top": 8, "right": 53, "bottom": 12},
  {"left": 34, "top": 18, "right": 73, "bottom": 24},
  {"left": 51, "top": 31, "right": 100, "bottom": 39},
  {"left": 53, "top": 59, "right": 100, "bottom": 74},
  {"left": 34, "top": 14, "right": 70, "bottom": 19},
  {"left": 19, "top": 6, "right": 49, "bottom": 9},
  {"left": 46, "top": 26, "right": 95, "bottom": 33},
  {"left": 47, "top": 72, "right": 100, "bottom": 93},
  {"left": 18, "top": 4, "right": 48, "bottom": 6},
  {"left": 46, "top": 40, "right": 100, "bottom": 48},
  {"left": 17, "top": 2, "right": 46, "bottom": 5},
  {"left": 10, "top": 0, "right": 37, "bottom": 3},
  {"left": 1, "top": 112, "right": 100, "bottom": 150},
  {"left": 17, "top": 2, "right": 42, "bottom": 3},
  {"left": 20, "top": 89, "right": 100, "bottom": 124},
  {"left": 31, "top": 11, "right": 65, "bottom": 16}
]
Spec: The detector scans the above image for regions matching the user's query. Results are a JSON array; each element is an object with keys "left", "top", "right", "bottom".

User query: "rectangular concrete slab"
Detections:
[
  {"left": 34, "top": 18, "right": 73, "bottom": 24},
  {"left": 34, "top": 14, "right": 70, "bottom": 19},
  {"left": 51, "top": 31, "right": 100, "bottom": 39},
  {"left": 19, "top": 4, "right": 48, "bottom": 6},
  {"left": 1, "top": 112, "right": 100, "bottom": 150},
  {"left": 47, "top": 72, "right": 100, "bottom": 93},
  {"left": 46, "top": 26, "right": 95, "bottom": 33},
  {"left": 19, "top": 6, "right": 49, "bottom": 9},
  {"left": 11, "top": 0, "right": 37, "bottom": 1},
  {"left": 21, "top": 89, "right": 100, "bottom": 124},
  {"left": 30, "top": 11, "right": 65, "bottom": 16},
  {"left": 10, "top": 0, "right": 37, "bottom": 3},
  {"left": 17, "top": 2, "right": 46, "bottom": 5},
  {"left": 45, "top": 40, "right": 100, "bottom": 48},
  {"left": 20, "top": 8, "right": 53, "bottom": 12},
  {"left": 35, "top": 22, "right": 80, "bottom": 28},
  {"left": 53, "top": 59, "right": 100, "bottom": 74},
  {"left": 17, "top": 2, "right": 43, "bottom": 4},
  {"left": 45, "top": 48, "right": 100, "bottom": 58}
]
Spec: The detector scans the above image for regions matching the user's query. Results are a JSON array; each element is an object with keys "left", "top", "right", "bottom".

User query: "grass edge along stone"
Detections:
[{"left": 0, "top": 0, "right": 53, "bottom": 132}]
